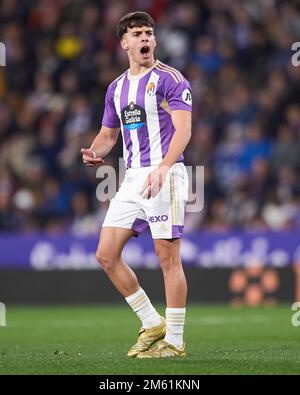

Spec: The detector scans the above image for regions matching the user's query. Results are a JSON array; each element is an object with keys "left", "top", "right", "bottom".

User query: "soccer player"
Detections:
[{"left": 81, "top": 11, "right": 192, "bottom": 358}]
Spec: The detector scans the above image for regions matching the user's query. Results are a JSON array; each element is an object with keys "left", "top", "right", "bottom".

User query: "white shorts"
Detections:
[{"left": 102, "top": 162, "right": 189, "bottom": 239}]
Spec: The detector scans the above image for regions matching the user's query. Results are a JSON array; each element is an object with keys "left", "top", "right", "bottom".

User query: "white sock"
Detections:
[
  {"left": 164, "top": 307, "right": 186, "bottom": 350},
  {"left": 125, "top": 288, "right": 162, "bottom": 329}
]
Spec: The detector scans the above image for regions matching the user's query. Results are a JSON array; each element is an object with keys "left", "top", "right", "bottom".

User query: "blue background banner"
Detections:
[{"left": 1, "top": 231, "right": 300, "bottom": 270}]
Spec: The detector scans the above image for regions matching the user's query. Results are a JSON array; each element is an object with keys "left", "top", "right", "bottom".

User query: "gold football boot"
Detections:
[
  {"left": 127, "top": 317, "right": 166, "bottom": 358},
  {"left": 136, "top": 339, "right": 186, "bottom": 359}
]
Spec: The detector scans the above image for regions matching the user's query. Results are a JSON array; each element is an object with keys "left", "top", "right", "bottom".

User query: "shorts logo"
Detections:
[
  {"left": 148, "top": 215, "right": 168, "bottom": 223},
  {"left": 182, "top": 89, "right": 192, "bottom": 105},
  {"left": 121, "top": 101, "right": 146, "bottom": 130},
  {"left": 146, "top": 82, "right": 156, "bottom": 96}
]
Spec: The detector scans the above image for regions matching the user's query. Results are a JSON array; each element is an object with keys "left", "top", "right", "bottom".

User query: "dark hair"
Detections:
[{"left": 117, "top": 11, "right": 154, "bottom": 39}]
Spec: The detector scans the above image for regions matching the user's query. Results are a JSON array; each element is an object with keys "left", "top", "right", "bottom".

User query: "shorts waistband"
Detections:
[{"left": 126, "top": 160, "right": 184, "bottom": 170}]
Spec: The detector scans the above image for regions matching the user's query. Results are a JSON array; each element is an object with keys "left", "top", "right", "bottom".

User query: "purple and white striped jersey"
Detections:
[{"left": 102, "top": 60, "right": 192, "bottom": 168}]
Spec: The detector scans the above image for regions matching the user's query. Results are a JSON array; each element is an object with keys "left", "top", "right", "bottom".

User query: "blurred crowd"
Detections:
[{"left": 0, "top": 0, "right": 300, "bottom": 235}]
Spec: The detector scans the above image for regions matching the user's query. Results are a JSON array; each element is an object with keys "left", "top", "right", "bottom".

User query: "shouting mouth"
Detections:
[{"left": 140, "top": 46, "right": 150, "bottom": 54}]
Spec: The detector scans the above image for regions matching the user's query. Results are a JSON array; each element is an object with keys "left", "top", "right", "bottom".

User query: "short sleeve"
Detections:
[
  {"left": 165, "top": 75, "right": 192, "bottom": 112},
  {"left": 101, "top": 83, "right": 120, "bottom": 128}
]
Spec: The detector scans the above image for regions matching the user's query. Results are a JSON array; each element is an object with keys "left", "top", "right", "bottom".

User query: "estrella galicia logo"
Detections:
[
  {"left": 121, "top": 101, "right": 146, "bottom": 131},
  {"left": 148, "top": 215, "right": 169, "bottom": 223}
]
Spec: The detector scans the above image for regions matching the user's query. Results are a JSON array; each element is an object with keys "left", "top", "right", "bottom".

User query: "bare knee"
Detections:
[
  {"left": 157, "top": 252, "right": 176, "bottom": 274},
  {"left": 96, "top": 248, "right": 118, "bottom": 274},
  {"left": 154, "top": 239, "right": 181, "bottom": 274}
]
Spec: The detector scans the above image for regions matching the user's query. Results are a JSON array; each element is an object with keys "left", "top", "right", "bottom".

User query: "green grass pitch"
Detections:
[{"left": 0, "top": 304, "right": 299, "bottom": 375}]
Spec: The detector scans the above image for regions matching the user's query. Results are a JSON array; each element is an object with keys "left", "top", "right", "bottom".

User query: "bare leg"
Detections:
[
  {"left": 96, "top": 227, "right": 140, "bottom": 297},
  {"left": 153, "top": 238, "right": 187, "bottom": 307}
]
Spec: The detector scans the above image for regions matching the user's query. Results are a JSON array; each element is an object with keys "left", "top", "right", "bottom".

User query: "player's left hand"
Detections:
[{"left": 139, "top": 165, "right": 170, "bottom": 199}]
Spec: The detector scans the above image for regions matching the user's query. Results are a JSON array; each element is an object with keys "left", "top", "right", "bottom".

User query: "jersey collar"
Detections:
[{"left": 127, "top": 59, "right": 159, "bottom": 81}]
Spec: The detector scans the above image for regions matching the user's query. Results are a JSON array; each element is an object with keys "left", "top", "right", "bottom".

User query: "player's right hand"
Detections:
[{"left": 80, "top": 148, "right": 104, "bottom": 167}]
